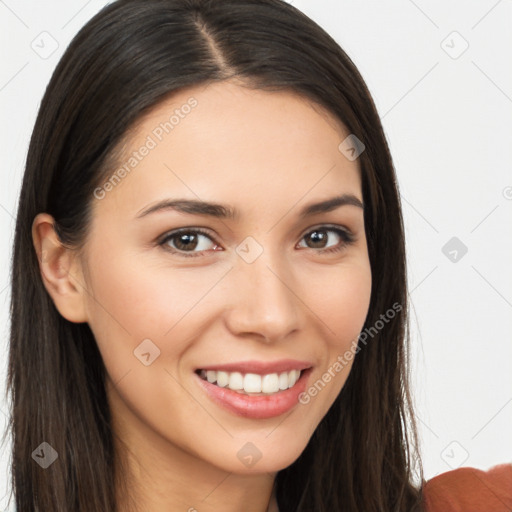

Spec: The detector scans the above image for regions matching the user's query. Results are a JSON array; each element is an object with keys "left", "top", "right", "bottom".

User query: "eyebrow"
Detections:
[{"left": 135, "top": 194, "right": 364, "bottom": 220}]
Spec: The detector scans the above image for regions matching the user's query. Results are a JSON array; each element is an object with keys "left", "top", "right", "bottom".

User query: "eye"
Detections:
[
  {"left": 297, "top": 225, "right": 355, "bottom": 254},
  {"left": 158, "top": 225, "right": 355, "bottom": 258},
  {"left": 158, "top": 228, "right": 220, "bottom": 258}
]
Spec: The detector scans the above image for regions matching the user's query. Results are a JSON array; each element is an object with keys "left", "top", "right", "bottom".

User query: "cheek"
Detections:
[
  {"left": 332, "top": 267, "right": 372, "bottom": 343},
  {"left": 82, "top": 248, "right": 218, "bottom": 371},
  {"left": 300, "top": 260, "right": 371, "bottom": 405},
  {"left": 304, "top": 259, "right": 372, "bottom": 346}
]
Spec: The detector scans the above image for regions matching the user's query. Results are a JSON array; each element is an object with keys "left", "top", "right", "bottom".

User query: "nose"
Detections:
[{"left": 224, "top": 249, "right": 301, "bottom": 343}]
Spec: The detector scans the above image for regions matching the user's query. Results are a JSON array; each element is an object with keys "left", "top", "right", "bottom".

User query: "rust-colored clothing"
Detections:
[{"left": 423, "top": 463, "right": 512, "bottom": 511}]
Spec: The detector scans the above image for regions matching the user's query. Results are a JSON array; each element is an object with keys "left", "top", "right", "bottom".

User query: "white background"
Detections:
[{"left": 1, "top": 0, "right": 511, "bottom": 509}]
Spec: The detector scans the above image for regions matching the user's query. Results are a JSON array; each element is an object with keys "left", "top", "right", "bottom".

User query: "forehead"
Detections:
[{"left": 94, "top": 80, "right": 362, "bottom": 220}]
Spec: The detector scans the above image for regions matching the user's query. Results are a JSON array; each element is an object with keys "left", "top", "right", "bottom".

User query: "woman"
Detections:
[{"left": 5, "top": 0, "right": 511, "bottom": 511}]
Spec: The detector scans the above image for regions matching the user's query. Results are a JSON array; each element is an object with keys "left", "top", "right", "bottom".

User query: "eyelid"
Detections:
[{"left": 298, "top": 223, "right": 354, "bottom": 240}]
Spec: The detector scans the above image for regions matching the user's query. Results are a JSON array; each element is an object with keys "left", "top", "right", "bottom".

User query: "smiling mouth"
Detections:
[{"left": 195, "top": 368, "right": 305, "bottom": 396}]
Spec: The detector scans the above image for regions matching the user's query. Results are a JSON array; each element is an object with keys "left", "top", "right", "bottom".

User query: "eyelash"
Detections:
[{"left": 157, "top": 225, "right": 355, "bottom": 259}]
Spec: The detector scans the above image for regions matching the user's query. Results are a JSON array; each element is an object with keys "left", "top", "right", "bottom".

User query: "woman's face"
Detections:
[{"left": 74, "top": 80, "right": 372, "bottom": 474}]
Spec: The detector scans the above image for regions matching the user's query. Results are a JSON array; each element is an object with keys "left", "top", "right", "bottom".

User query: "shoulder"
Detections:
[{"left": 422, "top": 463, "right": 512, "bottom": 511}]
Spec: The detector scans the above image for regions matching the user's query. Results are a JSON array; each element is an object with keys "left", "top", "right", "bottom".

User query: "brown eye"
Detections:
[
  {"left": 159, "top": 228, "right": 220, "bottom": 258},
  {"left": 298, "top": 226, "right": 354, "bottom": 254},
  {"left": 158, "top": 225, "right": 355, "bottom": 259}
]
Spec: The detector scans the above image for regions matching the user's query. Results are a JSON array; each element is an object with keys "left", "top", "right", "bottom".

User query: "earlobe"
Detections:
[{"left": 32, "top": 213, "right": 89, "bottom": 323}]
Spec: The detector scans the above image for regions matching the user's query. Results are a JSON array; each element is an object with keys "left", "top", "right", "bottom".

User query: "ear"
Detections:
[{"left": 32, "top": 213, "right": 89, "bottom": 323}]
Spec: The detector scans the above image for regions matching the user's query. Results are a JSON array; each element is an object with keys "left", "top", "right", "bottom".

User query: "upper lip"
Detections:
[{"left": 196, "top": 359, "right": 313, "bottom": 375}]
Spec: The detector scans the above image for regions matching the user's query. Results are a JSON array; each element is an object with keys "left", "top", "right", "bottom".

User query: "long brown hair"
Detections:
[{"left": 6, "top": 0, "right": 424, "bottom": 510}]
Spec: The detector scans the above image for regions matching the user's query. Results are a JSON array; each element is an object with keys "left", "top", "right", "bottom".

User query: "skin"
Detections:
[{"left": 33, "top": 79, "right": 372, "bottom": 512}]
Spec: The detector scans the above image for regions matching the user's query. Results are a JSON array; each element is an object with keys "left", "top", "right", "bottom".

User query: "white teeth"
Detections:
[
  {"left": 261, "top": 373, "right": 280, "bottom": 393},
  {"left": 244, "top": 373, "right": 261, "bottom": 393},
  {"left": 229, "top": 372, "right": 244, "bottom": 390},
  {"left": 278, "top": 372, "right": 289, "bottom": 390},
  {"left": 198, "top": 368, "right": 303, "bottom": 394},
  {"left": 216, "top": 371, "right": 229, "bottom": 387}
]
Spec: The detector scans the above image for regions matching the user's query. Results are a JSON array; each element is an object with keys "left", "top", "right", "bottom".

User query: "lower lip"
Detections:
[{"left": 194, "top": 368, "right": 312, "bottom": 419}]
